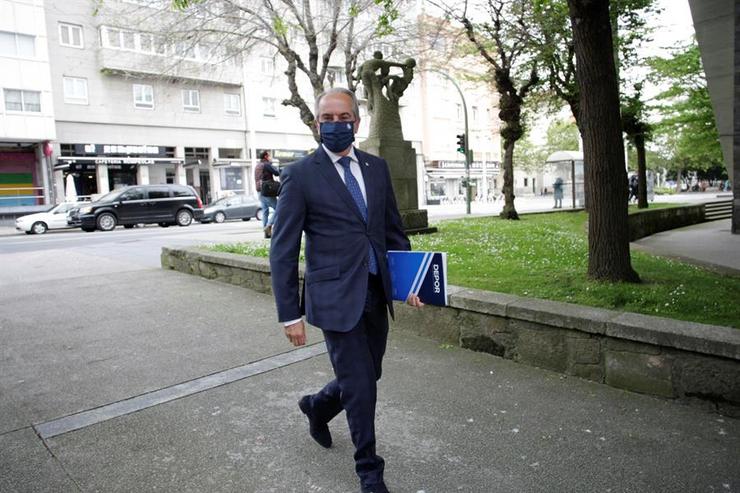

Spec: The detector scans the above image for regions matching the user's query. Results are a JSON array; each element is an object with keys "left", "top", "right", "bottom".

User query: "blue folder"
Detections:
[{"left": 386, "top": 251, "right": 448, "bottom": 306}]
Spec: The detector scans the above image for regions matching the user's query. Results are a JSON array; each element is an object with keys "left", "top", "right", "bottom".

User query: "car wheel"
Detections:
[
  {"left": 25, "top": 231, "right": 33, "bottom": 235},
  {"left": 123, "top": 224, "right": 135, "bottom": 229},
  {"left": 176, "top": 209, "right": 193, "bottom": 227},
  {"left": 214, "top": 211, "right": 226, "bottom": 223},
  {"left": 81, "top": 226, "right": 95, "bottom": 232},
  {"left": 31, "top": 221, "right": 48, "bottom": 234},
  {"left": 255, "top": 208, "right": 263, "bottom": 222},
  {"left": 97, "top": 212, "right": 117, "bottom": 231}
]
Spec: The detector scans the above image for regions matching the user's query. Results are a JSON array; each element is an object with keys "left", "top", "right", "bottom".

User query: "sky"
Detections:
[{"left": 530, "top": 0, "right": 697, "bottom": 145}]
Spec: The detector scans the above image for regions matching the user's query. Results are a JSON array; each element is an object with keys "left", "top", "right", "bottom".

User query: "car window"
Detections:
[
  {"left": 121, "top": 188, "right": 145, "bottom": 201},
  {"left": 172, "top": 187, "right": 193, "bottom": 197},
  {"left": 148, "top": 188, "right": 171, "bottom": 199}
]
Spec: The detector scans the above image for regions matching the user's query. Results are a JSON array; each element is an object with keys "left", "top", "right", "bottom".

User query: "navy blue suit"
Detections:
[{"left": 269, "top": 145, "right": 410, "bottom": 487}]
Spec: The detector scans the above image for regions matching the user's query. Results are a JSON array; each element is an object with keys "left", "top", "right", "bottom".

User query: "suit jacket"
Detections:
[{"left": 269, "top": 145, "right": 410, "bottom": 332}]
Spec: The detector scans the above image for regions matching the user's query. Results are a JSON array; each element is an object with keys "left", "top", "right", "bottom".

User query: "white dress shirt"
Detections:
[{"left": 284, "top": 144, "right": 368, "bottom": 328}]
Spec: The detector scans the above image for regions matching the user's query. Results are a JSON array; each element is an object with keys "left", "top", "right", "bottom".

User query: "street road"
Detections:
[{"left": 0, "top": 220, "right": 269, "bottom": 289}]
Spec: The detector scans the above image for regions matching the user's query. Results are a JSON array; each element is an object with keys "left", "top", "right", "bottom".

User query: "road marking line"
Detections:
[{"left": 34, "top": 342, "right": 327, "bottom": 439}]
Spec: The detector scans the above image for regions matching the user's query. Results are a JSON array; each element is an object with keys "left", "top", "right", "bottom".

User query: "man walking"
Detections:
[
  {"left": 269, "top": 88, "right": 422, "bottom": 493},
  {"left": 255, "top": 150, "right": 279, "bottom": 238}
]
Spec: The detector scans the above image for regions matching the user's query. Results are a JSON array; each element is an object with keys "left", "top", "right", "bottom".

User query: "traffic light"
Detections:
[{"left": 456, "top": 133, "right": 466, "bottom": 154}]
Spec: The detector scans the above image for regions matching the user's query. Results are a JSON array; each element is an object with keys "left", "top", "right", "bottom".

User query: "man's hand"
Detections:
[
  {"left": 406, "top": 293, "right": 425, "bottom": 308},
  {"left": 285, "top": 320, "right": 306, "bottom": 346}
]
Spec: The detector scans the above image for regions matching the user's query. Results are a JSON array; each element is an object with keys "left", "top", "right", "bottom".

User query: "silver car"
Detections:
[{"left": 199, "top": 194, "right": 263, "bottom": 223}]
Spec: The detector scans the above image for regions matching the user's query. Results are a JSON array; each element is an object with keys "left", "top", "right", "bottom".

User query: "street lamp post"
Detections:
[{"left": 425, "top": 68, "right": 472, "bottom": 215}]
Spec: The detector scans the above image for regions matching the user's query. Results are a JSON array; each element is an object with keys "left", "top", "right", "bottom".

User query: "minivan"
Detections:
[{"left": 68, "top": 184, "right": 203, "bottom": 232}]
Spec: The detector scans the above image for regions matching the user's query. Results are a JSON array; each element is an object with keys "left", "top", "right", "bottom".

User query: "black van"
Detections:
[{"left": 68, "top": 184, "right": 204, "bottom": 232}]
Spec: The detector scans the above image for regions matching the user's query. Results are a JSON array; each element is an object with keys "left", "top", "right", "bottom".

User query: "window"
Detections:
[
  {"left": 218, "top": 148, "right": 242, "bottom": 159},
  {"left": 122, "top": 31, "right": 135, "bottom": 50},
  {"left": 139, "top": 33, "right": 153, "bottom": 53},
  {"left": 105, "top": 27, "right": 121, "bottom": 48},
  {"left": 4, "top": 89, "right": 40, "bottom": 112},
  {"left": 172, "top": 187, "right": 194, "bottom": 197},
  {"left": 224, "top": 93, "right": 240, "bottom": 115},
  {"left": 263, "top": 97, "right": 276, "bottom": 117},
  {"left": 220, "top": 167, "right": 243, "bottom": 190},
  {"left": 133, "top": 84, "right": 154, "bottom": 109},
  {"left": 328, "top": 67, "right": 345, "bottom": 84},
  {"left": 456, "top": 103, "right": 462, "bottom": 120},
  {"left": 472, "top": 106, "right": 478, "bottom": 121},
  {"left": 148, "top": 187, "right": 170, "bottom": 199},
  {"left": 182, "top": 89, "right": 200, "bottom": 112},
  {"left": 63, "top": 77, "right": 88, "bottom": 105},
  {"left": 260, "top": 57, "right": 274, "bottom": 74},
  {"left": 121, "top": 188, "right": 145, "bottom": 201},
  {"left": 523, "top": 178, "right": 528, "bottom": 187},
  {"left": 59, "top": 23, "right": 83, "bottom": 48},
  {"left": 0, "top": 31, "right": 35, "bottom": 57}
]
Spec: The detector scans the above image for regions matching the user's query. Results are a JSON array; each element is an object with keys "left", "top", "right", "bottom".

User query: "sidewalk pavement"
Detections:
[
  {"left": 633, "top": 218, "right": 740, "bottom": 275},
  {"left": 1, "top": 262, "right": 738, "bottom": 492}
]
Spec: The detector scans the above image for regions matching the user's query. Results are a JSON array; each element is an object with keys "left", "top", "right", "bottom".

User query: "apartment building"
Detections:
[
  {"left": 0, "top": 0, "right": 56, "bottom": 210},
  {"left": 45, "top": 0, "right": 250, "bottom": 204},
  {"left": 0, "top": 0, "right": 504, "bottom": 212}
]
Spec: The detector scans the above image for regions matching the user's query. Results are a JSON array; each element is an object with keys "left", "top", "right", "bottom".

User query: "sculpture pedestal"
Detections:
[{"left": 359, "top": 136, "right": 436, "bottom": 235}]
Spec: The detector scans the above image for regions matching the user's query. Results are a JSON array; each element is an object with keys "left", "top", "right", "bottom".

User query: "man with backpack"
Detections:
[{"left": 255, "top": 150, "right": 280, "bottom": 238}]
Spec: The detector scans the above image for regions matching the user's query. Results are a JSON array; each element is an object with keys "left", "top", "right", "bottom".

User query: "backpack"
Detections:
[{"left": 260, "top": 164, "right": 279, "bottom": 197}]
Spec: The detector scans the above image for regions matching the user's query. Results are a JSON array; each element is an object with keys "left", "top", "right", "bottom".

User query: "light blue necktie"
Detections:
[{"left": 338, "top": 156, "right": 378, "bottom": 275}]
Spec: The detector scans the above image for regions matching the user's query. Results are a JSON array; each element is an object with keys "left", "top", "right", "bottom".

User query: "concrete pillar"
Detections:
[
  {"left": 734, "top": 0, "right": 739, "bottom": 234},
  {"left": 192, "top": 166, "right": 201, "bottom": 188},
  {"left": 209, "top": 146, "right": 221, "bottom": 202},
  {"left": 175, "top": 163, "right": 187, "bottom": 185},
  {"left": 137, "top": 164, "right": 150, "bottom": 185},
  {"left": 53, "top": 170, "right": 64, "bottom": 202},
  {"left": 175, "top": 146, "right": 187, "bottom": 185},
  {"left": 35, "top": 144, "right": 51, "bottom": 204},
  {"left": 97, "top": 165, "right": 110, "bottom": 194},
  {"left": 242, "top": 165, "right": 251, "bottom": 195}
]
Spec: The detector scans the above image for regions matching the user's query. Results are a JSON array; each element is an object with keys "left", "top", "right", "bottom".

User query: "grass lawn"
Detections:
[{"left": 210, "top": 208, "right": 740, "bottom": 328}]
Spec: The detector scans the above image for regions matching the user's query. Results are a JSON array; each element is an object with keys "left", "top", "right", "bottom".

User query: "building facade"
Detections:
[
  {"left": 45, "top": 0, "right": 251, "bottom": 204},
  {"left": 0, "top": 0, "right": 503, "bottom": 214},
  {"left": 0, "top": 0, "right": 56, "bottom": 211}
]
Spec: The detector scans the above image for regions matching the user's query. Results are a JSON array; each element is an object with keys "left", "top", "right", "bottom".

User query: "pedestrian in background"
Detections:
[
  {"left": 628, "top": 174, "right": 638, "bottom": 203},
  {"left": 553, "top": 177, "right": 564, "bottom": 209},
  {"left": 254, "top": 150, "right": 280, "bottom": 238}
]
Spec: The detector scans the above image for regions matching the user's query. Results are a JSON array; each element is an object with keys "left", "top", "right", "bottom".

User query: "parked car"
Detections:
[
  {"left": 67, "top": 184, "right": 203, "bottom": 232},
  {"left": 199, "top": 194, "right": 263, "bottom": 223},
  {"left": 15, "top": 202, "right": 88, "bottom": 234}
]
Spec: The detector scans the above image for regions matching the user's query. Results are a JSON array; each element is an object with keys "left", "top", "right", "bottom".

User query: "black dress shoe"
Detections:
[
  {"left": 298, "top": 395, "right": 332, "bottom": 448},
  {"left": 360, "top": 482, "right": 390, "bottom": 493}
]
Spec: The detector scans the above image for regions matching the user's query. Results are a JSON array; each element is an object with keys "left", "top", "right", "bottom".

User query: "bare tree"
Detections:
[
  {"left": 115, "top": 0, "right": 409, "bottom": 142},
  {"left": 453, "top": 0, "right": 539, "bottom": 220}
]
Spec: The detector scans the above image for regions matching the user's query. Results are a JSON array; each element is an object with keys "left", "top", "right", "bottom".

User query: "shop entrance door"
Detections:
[{"left": 199, "top": 171, "right": 211, "bottom": 205}]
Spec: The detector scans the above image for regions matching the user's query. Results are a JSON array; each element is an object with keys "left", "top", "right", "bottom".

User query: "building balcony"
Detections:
[{"left": 97, "top": 48, "right": 243, "bottom": 87}]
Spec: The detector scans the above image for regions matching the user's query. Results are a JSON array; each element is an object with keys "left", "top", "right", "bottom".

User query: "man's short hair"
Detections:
[{"left": 315, "top": 87, "right": 360, "bottom": 121}]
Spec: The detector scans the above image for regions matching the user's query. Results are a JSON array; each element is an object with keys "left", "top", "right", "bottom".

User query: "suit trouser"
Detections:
[{"left": 306, "top": 274, "right": 388, "bottom": 486}]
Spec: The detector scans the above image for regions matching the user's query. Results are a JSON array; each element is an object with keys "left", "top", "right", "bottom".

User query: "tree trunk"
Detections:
[
  {"left": 676, "top": 168, "right": 683, "bottom": 193},
  {"left": 499, "top": 139, "right": 519, "bottom": 220},
  {"left": 568, "top": 0, "right": 640, "bottom": 282},
  {"left": 635, "top": 134, "right": 648, "bottom": 208}
]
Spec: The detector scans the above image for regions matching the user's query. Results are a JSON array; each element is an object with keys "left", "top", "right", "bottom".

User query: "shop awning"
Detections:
[{"left": 55, "top": 156, "right": 185, "bottom": 171}]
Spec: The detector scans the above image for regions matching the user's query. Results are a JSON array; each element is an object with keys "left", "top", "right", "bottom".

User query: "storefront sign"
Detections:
[
  {"left": 434, "top": 160, "right": 501, "bottom": 170},
  {"left": 75, "top": 144, "right": 169, "bottom": 157}
]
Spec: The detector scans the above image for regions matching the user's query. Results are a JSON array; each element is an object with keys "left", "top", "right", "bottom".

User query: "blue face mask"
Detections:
[{"left": 320, "top": 121, "right": 356, "bottom": 153}]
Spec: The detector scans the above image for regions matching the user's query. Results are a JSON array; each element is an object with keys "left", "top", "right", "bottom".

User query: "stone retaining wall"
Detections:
[
  {"left": 162, "top": 247, "right": 740, "bottom": 416},
  {"left": 627, "top": 204, "right": 706, "bottom": 241}
]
